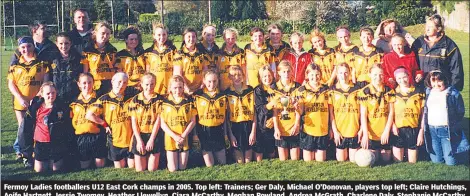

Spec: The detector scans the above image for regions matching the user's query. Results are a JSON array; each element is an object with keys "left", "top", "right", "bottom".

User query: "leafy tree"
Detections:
[
  {"left": 94, "top": 0, "right": 111, "bottom": 22},
  {"left": 131, "top": 0, "right": 156, "bottom": 14}
]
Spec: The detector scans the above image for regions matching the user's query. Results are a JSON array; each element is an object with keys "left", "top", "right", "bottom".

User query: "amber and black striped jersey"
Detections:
[
  {"left": 173, "top": 46, "right": 209, "bottom": 93},
  {"left": 295, "top": 84, "right": 329, "bottom": 136},
  {"left": 353, "top": 46, "right": 383, "bottom": 83},
  {"left": 328, "top": 83, "right": 362, "bottom": 137},
  {"left": 88, "top": 91, "right": 133, "bottom": 148},
  {"left": 193, "top": 88, "right": 227, "bottom": 127},
  {"left": 335, "top": 44, "right": 359, "bottom": 66},
  {"left": 128, "top": 92, "right": 162, "bottom": 134},
  {"left": 271, "top": 81, "right": 301, "bottom": 136},
  {"left": 144, "top": 42, "right": 177, "bottom": 95},
  {"left": 358, "top": 84, "right": 396, "bottom": 141},
  {"left": 197, "top": 41, "right": 220, "bottom": 70},
  {"left": 394, "top": 86, "right": 424, "bottom": 128},
  {"left": 267, "top": 40, "right": 290, "bottom": 65},
  {"left": 244, "top": 43, "right": 275, "bottom": 88},
  {"left": 309, "top": 48, "right": 336, "bottom": 85},
  {"left": 116, "top": 49, "right": 146, "bottom": 87},
  {"left": 225, "top": 85, "right": 255, "bottom": 123},
  {"left": 161, "top": 94, "right": 197, "bottom": 135},
  {"left": 218, "top": 43, "right": 245, "bottom": 91},
  {"left": 81, "top": 43, "right": 119, "bottom": 85},
  {"left": 70, "top": 92, "right": 100, "bottom": 135},
  {"left": 8, "top": 55, "right": 51, "bottom": 110}
]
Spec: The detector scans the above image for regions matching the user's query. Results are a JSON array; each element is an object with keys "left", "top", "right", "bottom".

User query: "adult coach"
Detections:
[
  {"left": 68, "top": 9, "right": 93, "bottom": 54},
  {"left": 411, "top": 14, "right": 464, "bottom": 91},
  {"left": 9, "top": 20, "right": 59, "bottom": 65}
]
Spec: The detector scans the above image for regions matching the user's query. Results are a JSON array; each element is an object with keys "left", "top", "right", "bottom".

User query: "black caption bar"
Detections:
[{"left": 2, "top": 181, "right": 468, "bottom": 196}]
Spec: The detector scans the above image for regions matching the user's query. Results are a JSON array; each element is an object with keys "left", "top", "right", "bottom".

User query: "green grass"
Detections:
[{"left": 1, "top": 24, "right": 469, "bottom": 180}]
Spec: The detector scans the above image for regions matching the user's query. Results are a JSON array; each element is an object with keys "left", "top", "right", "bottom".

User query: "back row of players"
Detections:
[{"left": 9, "top": 9, "right": 466, "bottom": 173}]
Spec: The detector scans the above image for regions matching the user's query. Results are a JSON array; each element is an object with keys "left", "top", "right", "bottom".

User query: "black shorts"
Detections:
[
  {"left": 252, "top": 128, "right": 275, "bottom": 154},
  {"left": 131, "top": 131, "right": 164, "bottom": 156},
  {"left": 369, "top": 139, "right": 392, "bottom": 150},
  {"left": 336, "top": 137, "right": 360, "bottom": 149},
  {"left": 197, "top": 124, "right": 225, "bottom": 152},
  {"left": 107, "top": 135, "right": 133, "bottom": 161},
  {"left": 76, "top": 133, "right": 107, "bottom": 161},
  {"left": 300, "top": 132, "right": 329, "bottom": 151},
  {"left": 391, "top": 127, "right": 420, "bottom": 150},
  {"left": 275, "top": 135, "right": 300, "bottom": 149},
  {"left": 34, "top": 141, "right": 65, "bottom": 162},
  {"left": 231, "top": 121, "right": 253, "bottom": 151}
]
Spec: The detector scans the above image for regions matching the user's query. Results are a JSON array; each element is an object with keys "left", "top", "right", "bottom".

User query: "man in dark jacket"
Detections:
[
  {"left": 68, "top": 9, "right": 93, "bottom": 54},
  {"left": 9, "top": 20, "right": 60, "bottom": 66}
]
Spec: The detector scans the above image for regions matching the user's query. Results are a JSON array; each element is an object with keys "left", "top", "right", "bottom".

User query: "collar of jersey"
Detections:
[
  {"left": 395, "top": 86, "right": 415, "bottom": 95},
  {"left": 359, "top": 45, "right": 377, "bottom": 54},
  {"left": 168, "top": 93, "right": 186, "bottom": 104},
  {"left": 230, "top": 84, "right": 249, "bottom": 94},
  {"left": 182, "top": 45, "right": 199, "bottom": 54},
  {"left": 368, "top": 84, "right": 385, "bottom": 95},
  {"left": 335, "top": 82, "right": 354, "bottom": 92},
  {"left": 137, "top": 92, "right": 158, "bottom": 102},
  {"left": 203, "top": 87, "right": 220, "bottom": 98},
  {"left": 304, "top": 82, "right": 323, "bottom": 92},
  {"left": 92, "top": 42, "right": 116, "bottom": 53},
  {"left": 109, "top": 90, "right": 124, "bottom": 100},
  {"left": 222, "top": 43, "right": 241, "bottom": 55},
  {"left": 78, "top": 91, "right": 97, "bottom": 102},
  {"left": 269, "top": 40, "right": 288, "bottom": 49},
  {"left": 276, "top": 80, "right": 295, "bottom": 92},
  {"left": 337, "top": 44, "right": 357, "bottom": 53},
  {"left": 250, "top": 43, "right": 268, "bottom": 53},
  {"left": 19, "top": 54, "right": 37, "bottom": 64},
  {"left": 311, "top": 47, "right": 333, "bottom": 55}
]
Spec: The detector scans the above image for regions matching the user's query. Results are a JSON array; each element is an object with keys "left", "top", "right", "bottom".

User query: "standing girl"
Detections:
[
  {"left": 296, "top": 64, "right": 330, "bottom": 162},
  {"left": 266, "top": 24, "right": 290, "bottom": 66},
  {"left": 82, "top": 21, "right": 119, "bottom": 97},
  {"left": 225, "top": 65, "right": 256, "bottom": 163},
  {"left": 283, "top": 32, "right": 312, "bottom": 84},
  {"left": 173, "top": 28, "right": 210, "bottom": 95},
  {"left": 423, "top": 70, "right": 469, "bottom": 165},
  {"left": 145, "top": 23, "right": 177, "bottom": 95},
  {"left": 383, "top": 34, "right": 423, "bottom": 89},
  {"left": 308, "top": 29, "right": 336, "bottom": 87},
  {"left": 335, "top": 26, "right": 358, "bottom": 73},
  {"left": 353, "top": 27, "right": 383, "bottom": 87},
  {"left": 197, "top": 24, "right": 220, "bottom": 69},
  {"left": 245, "top": 27, "right": 276, "bottom": 87},
  {"left": 160, "top": 75, "right": 197, "bottom": 172},
  {"left": 359, "top": 64, "right": 395, "bottom": 163},
  {"left": 129, "top": 73, "right": 163, "bottom": 172},
  {"left": 193, "top": 70, "right": 228, "bottom": 167},
  {"left": 329, "top": 63, "right": 362, "bottom": 162},
  {"left": 116, "top": 26, "right": 146, "bottom": 98},
  {"left": 391, "top": 67, "right": 425, "bottom": 163},
  {"left": 218, "top": 28, "right": 245, "bottom": 91},
  {"left": 272, "top": 60, "right": 301, "bottom": 161},
  {"left": 253, "top": 66, "right": 278, "bottom": 161},
  {"left": 70, "top": 73, "right": 106, "bottom": 169},
  {"left": 19, "top": 82, "right": 73, "bottom": 172},
  {"left": 9, "top": 36, "right": 51, "bottom": 162}
]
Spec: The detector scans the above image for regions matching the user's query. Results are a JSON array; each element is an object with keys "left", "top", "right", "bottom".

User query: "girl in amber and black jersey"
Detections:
[
  {"left": 272, "top": 60, "right": 301, "bottom": 161},
  {"left": 218, "top": 28, "right": 244, "bottom": 91},
  {"left": 144, "top": 24, "right": 177, "bottom": 95},
  {"left": 193, "top": 70, "right": 228, "bottom": 167},
  {"left": 266, "top": 24, "right": 290, "bottom": 66},
  {"left": 308, "top": 29, "right": 336, "bottom": 87},
  {"left": 225, "top": 65, "right": 256, "bottom": 164},
  {"left": 334, "top": 26, "right": 359, "bottom": 70},
  {"left": 353, "top": 27, "right": 383, "bottom": 87},
  {"left": 160, "top": 75, "right": 197, "bottom": 172},
  {"left": 329, "top": 63, "right": 362, "bottom": 162},
  {"left": 244, "top": 27, "right": 276, "bottom": 88},
  {"left": 81, "top": 22, "right": 120, "bottom": 97},
  {"left": 196, "top": 24, "right": 220, "bottom": 70},
  {"left": 116, "top": 26, "right": 146, "bottom": 98}
]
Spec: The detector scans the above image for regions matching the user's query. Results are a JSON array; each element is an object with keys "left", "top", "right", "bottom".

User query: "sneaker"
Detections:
[
  {"left": 16, "top": 153, "right": 23, "bottom": 161},
  {"left": 23, "top": 158, "right": 33, "bottom": 168}
]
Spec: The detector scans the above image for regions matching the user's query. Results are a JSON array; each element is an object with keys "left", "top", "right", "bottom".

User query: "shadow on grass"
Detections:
[{"left": 1, "top": 145, "right": 15, "bottom": 154}]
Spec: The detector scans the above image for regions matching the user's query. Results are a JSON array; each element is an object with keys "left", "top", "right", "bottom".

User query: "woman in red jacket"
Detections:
[{"left": 382, "top": 34, "right": 423, "bottom": 89}]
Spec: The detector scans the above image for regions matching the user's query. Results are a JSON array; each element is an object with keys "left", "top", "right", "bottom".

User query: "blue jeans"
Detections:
[
  {"left": 13, "top": 131, "right": 20, "bottom": 154},
  {"left": 429, "top": 125, "right": 457, "bottom": 165}
]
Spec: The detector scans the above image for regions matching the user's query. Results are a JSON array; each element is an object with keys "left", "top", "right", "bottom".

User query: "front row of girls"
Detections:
[{"left": 18, "top": 61, "right": 467, "bottom": 173}]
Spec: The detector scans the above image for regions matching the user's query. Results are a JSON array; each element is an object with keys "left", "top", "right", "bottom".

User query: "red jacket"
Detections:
[
  {"left": 382, "top": 50, "right": 423, "bottom": 88},
  {"left": 283, "top": 49, "right": 312, "bottom": 84}
]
